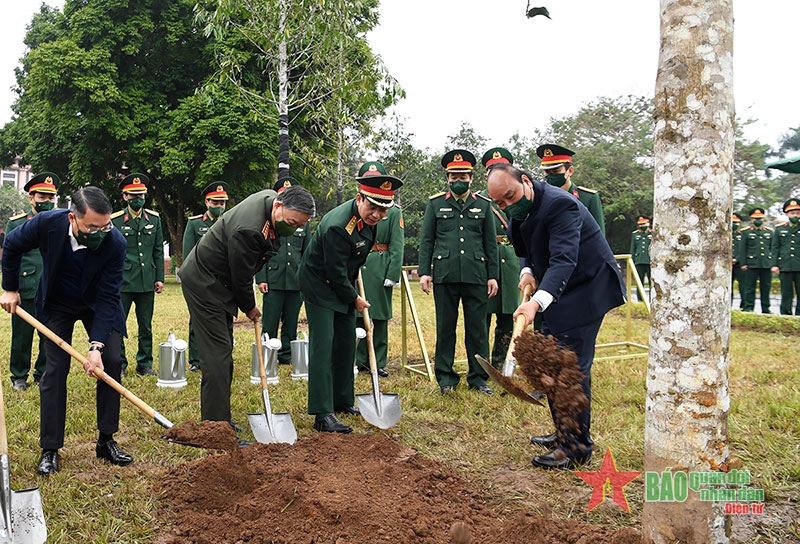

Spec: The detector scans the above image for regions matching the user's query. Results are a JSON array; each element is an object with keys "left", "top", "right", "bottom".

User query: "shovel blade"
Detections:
[
  {"left": 247, "top": 412, "right": 297, "bottom": 444},
  {"left": 5, "top": 488, "right": 47, "bottom": 544},
  {"left": 475, "top": 355, "right": 545, "bottom": 406},
  {"left": 356, "top": 393, "right": 401, "bottom": 430}
]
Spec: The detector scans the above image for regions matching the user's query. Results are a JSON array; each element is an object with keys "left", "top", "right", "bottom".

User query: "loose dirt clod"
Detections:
[
  {"left": 162, "top": 420, "right": 239, "bottom": 451},
  {"left": 450, "top": 521, "right": 472, "bottom": 544}
]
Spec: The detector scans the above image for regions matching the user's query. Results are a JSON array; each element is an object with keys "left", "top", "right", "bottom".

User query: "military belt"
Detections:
[
  {"left": 496, "top": 235, "right": 510, "bottom": 245},
  {"left": 371, "top": 243, "right": 390, "bottom": 252}
]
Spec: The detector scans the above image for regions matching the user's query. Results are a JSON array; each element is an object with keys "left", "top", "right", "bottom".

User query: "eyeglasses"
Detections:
[{"left": 76, "top": 217, "right": 114, "bottom": 234}]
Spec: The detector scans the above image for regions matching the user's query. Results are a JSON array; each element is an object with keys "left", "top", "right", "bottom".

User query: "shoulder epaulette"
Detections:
[
  {"left": 345, "top": 216, "right": 358, "bottom": 235},
  {"left": 145, "top": 208, "right": 159, "bottom": 216},
  {"left": 393, "top": 202, "right": 402, "bottom": 210},
  {"left": 429, "top": 192, "right": 446, "bottom": 200},
  {"left": 188, "top": 214, "right": 203, "bottom": 220},
  {"left": 775, "top": 222, "right": 788, "bottom": 227},
  {"left": 632, "top": 229, "right": 639, "bottom": 233},
  {"left": 577, "top": 186, "right": 598, "bottom": 194},
  {"left": 110, "top": 210, "right": 125, "bottom": 219},
  {"left": 9, "top": 212, "right": 27, "bottom": 221},
  {"left": 475, "top": 192, "right": 492, "bottom": 202},
  {"left": 765, "top": 226, "right": 773, "bottom": 231}
]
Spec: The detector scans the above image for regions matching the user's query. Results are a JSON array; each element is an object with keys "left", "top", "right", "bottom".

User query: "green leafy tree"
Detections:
[{"left": 0, "top": 184, "right": 31, "bottom": 229}]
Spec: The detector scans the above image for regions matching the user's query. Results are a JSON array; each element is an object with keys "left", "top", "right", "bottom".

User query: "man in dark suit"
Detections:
[
  {"left": 1, "top": 186, "right": 132, "bottom": 475},
  {"left": 487, "top": 163, "right": 626, "bottom": 469},
  {"left": 179, "top": 185, "right": 315, "bottom": 428}
]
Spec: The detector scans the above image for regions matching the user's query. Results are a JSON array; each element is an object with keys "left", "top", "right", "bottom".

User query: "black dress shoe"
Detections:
[
  {"left": 36, "top": 450, "right": 59, "bottom": 475},
  {"left": 440, "top": 385, "right": 454, "bottom": 395},
  {"left": 313, "top": 414, "right": 353, "bottom": 433},
  {"left": 530, "top": 432, "right": 558, "bottom": 447},
  {"left": 531, "top": 449, "right": 590, "bottom": 470},
  {"left": 189, "top": 363, "right": 200, "bottom": 373},
  {"left": 469, "top": 384, "right": 494, "bottom": 395},
  {"left": 136, "top": 367, "right": 157, "bottom": 376},
  {"left": 12, "top": 378, "right": 28, "bottom": 391},
  {"left": 377, "top": 367, "right": 389, "bottom": 377},
  {"left": 335, "top": 406, "right": 360, "bottom": 416},
  {"left": 96, "top": 440, "right": 134, "bottom": 466},
  {"left": 237, "top": 438, "right": 252, "bottom": 448},
  {"left": 357, "top": 366, "right": 370, "bottom": 374},
  {"left": 229, "top": 420, "right": 244, "bottom": 433}
]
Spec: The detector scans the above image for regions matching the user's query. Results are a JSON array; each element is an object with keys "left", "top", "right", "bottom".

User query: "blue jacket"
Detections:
[
  {"left": 509, "top": 180, "right": 625, "bottom": 333},
  {"left": 1, "top": 208, "right": 127, "bottom": 343}
]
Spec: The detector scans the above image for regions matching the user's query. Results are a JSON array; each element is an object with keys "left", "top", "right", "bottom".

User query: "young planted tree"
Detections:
[{"left": 643, "top": 1, "right": 734, "bottom": 542}]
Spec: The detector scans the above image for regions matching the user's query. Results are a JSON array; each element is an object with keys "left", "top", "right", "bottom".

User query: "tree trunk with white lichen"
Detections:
[{"left": 643, "top": 1, "right": 734, "bottom": 542}]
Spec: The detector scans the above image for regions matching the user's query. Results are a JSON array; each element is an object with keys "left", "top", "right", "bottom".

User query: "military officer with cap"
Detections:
[
  {"left": 182, "top": 181, "right": 230, "bottom": 371},
  {"left": 354, "top": 161, "right": 405, "bottom": 377},
  {"left": 5, "top": 172, "right": 60, "bottom": 391},
  {"left": 630, "top": 215, "right": 652, "bottom": 301},
  {"left": 739, "top": 207, "right": 773, "bottom": 313},
  {"left": 418, "top": 149, "right": 498, "bottom": 395},
  {"left": 300, "top": 172, "right": 402, "bottom": 433},
  {"left": 479, "top": 147, "right": 521, "bottom": 368},
  {"left": 536, "top": 144, "right": 605, "bottom": 234},
  {"left": 732, "top": 213, "right": 744, "bottom": 306},
  {"left": 255, "top": 176, "right": 310, "bottom": 364},
  {"left": 771, "top": 198, "right": 800, "bottom": 315},
  {"left": 111, "top": 173, "right": 164, "bottom": 376}
]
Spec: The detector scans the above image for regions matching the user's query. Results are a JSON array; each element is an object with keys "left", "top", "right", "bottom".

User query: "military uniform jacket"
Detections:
[
  {"left": 479, "top": 190, "right": 520, "bottom": 314},
  {"left": 359, "top": 204, "right": 404, "bottom": 320},
  {"left": 5, "top": 211, "right": 43, "bottom": 299},
  {"left": 740, "top": 226, "right": 773, "bottom": 269},
  {"left": 630, "top": 228, "right": 652, "bottom": 265},
  {"left": 182, "top": 212, "right": 218, "bottom": 259},
  {"left": 299, "top": 199, "right": 376, "bottom": 314},
  {"left": 178, "top": 190, "right": 281, "bottom": 316},
  {"left": 418, "top": 191, "right": 498, "bottom": 285},
  {"left": 732, "top": 227, "right": 743, "bottom": 263},
  {"left": 566, "top": 182, "right": 605, "bottom": 234},
  {"left": 111, "top": 208, "right": 165, "bottom": 292},
  {"left": 254, "top": 223, "right": 310, "bottom": 291},
  {"left": 509, "top": 180, "right": 625, "bottom": 334},
  {"left": 771, "top": 223, "right": 800, "bottom": 272}
]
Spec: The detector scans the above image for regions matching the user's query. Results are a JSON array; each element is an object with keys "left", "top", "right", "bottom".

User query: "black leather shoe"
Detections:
[
  {"left": 440, "top": 385, "right": 454, "bottom": 395},
  {"left": 229, "top": 420, "right": 244, "bottom": 433},
  {"left": 313, "top": 414, "right": 353, "bottom": 433},
  {"left": 530, "top": 433, "right": 558, "bottom": 447},
  {"left": 36, "top": 450, "right": 59, "bottom": 475},
  {"left": 469, "top": 384, "right": 494, "bottom": 395},
  {"left": 96, "top": 440, "right": 134, "bottom": 466},
  {"left": 136, "top": 367, "right": 157, "bottom": 376},
  {"left": 357, "top": 366, "right": 370, "bottom": 374},
  {"left": 189, "top": 363, "right": 200, "bottom": 373},
  {"left": 12, "top": 378, "right": 27, "bottom": 391},
  {"left": 237, "top": 438, "right": 252, "bottom": 448},
  {"left": 531, "top": 449, "right": 590, "bottom": 470},
  {"left": 335, "top": 406, "right": 360, "bottom": 416},
  {"left": 377, "top": 368, "right": 389, "bottom": 378}
]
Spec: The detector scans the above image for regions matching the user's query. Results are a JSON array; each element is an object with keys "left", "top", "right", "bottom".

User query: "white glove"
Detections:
[{"left": 383, "top": 279, "right": 397, "bottom": 288}]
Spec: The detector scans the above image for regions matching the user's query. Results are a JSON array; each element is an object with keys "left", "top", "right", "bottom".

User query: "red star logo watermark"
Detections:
[{"left": 573, "top": 447, "right": 642, "bottom": 512}]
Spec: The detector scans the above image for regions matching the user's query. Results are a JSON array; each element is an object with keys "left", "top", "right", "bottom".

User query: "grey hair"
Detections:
[
  {"left": 70, "top": 186, "right": 113, "bottom": 216},
  {"left": 277, "top": 185, "right": 316, "bottom": 217}
]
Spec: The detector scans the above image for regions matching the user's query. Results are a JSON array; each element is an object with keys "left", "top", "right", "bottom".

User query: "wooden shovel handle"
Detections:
[
  {"left": 505, "top": 284, "right": 535, "bottom": 361},
  {"left": 0, "top": 359, "right": 8, "bottom": 456},
  {"left": 254, "top": 319, "right": 268, "bottom": 391},
  {"left": 356, "top": 271, "right": 378, "bottom": 373}
]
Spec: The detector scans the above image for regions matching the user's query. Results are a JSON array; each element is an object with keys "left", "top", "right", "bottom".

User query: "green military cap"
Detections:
[
  {"left": 783, "top": 198, "right": 800, "bottom": 213},
  {"left": 273, "top": 176, "right": 296, "bottom": 193},
  {"left": 202, "top": 181, "right": 229, "bottom": 200},
  {"left": 637, "top": 216, "right": 651, "bottom": 226},
  {"left": 357, "top": 161, "right": 388, "bottom": 178},
  {"left": 732, "top": 213, "right": 741, "bottom": 223},
  {"left": 441, "top": 149, "right": 476, "bottom": 172},
  {"left": 749, "top": 207, "right": 765, "bottom": 219},
  {"left": 119, "top": 173, "right": 149, "bottom": 194},
  {"left": 358, "top": 173, "right": 403, "bottom": 208},
  {"left": 24, "top": 172, "right": 60, "bottom": 194},
  {"left": 536, "top": 144, "right": 575, "bottom": 170},
  {"left": 481, "top": 147, "right": 514, "bottom": 167}
]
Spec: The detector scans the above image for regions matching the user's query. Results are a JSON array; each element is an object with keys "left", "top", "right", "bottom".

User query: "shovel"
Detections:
[
  {"left": 247, "top": 320, "right": 297, "bottom": 444},
  {"left": 0, "top": 367, "right": 47, "bottom": 543},
  {"left": 355, "top": 272, "right": 401, "bottom": 429}
]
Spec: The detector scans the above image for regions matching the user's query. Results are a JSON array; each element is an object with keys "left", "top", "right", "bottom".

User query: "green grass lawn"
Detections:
[{"left": 1, "top": 277, "right": 798, "bottom": 542}]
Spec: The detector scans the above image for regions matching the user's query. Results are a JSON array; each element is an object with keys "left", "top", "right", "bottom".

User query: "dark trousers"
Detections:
[
  {"left": 305, "top": 300, "right": 355, "bottom": 416},
  {"left": 432, "top": 282, "right": 489, "bottom": 388},
  {"left": 731, "top": 265, "right": 744, "bottom": 307},
  {"left": 635, "top": 263, "right": 651, "bottom": 301},
  {"left": 188, "top": 319, "right": 199, "bottom": 367},
  {"left": 9, "top": 297, "right": 47, "bottom": 382},
  {"left": 778, "top": 271, "right": 800, "bottom": 315},
  {"left": 39, "top": 302, "right": 122, "bottom": 450},
  {"left": 120, "top": 290, "right": 155, "bottom": 370},
  {"left": 741, "top": 267, "right": 772, "bottom": 313},
  {"left": 486, "top": 312, "right": 513, "bottom": 369},
  {"left": 542, "top": 316, "right": 604, "bottom": 462},
  {"left": 355, "top": 317, "right": 388, "bottom": 370},
  {"left": 181, "top": 283, "right": 235, "bottom": 422},
  {"left": 261, "top": 289, "right": 302, "bottom": 363}
]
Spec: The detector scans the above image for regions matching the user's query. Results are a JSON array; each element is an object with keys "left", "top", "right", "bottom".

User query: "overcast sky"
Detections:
[{"left": 2, "top": 1, "right": 798, "bottom": 155}]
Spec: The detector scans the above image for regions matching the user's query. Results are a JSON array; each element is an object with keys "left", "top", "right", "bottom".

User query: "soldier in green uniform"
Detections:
[
  {"left": 5, "top": 172, "right": 59, "bottom": 391},
  {"left": 354, "top": 162, "right": 404, "bottom": 377},
  {"left": 739, "top": 207, "right": 773, "bottom": 313},
  {"left": 300, "top": 174, "right": 402, "bottom": 433},
  {"left": 732, "top": 213, "right": 744, "bottom": 307},
  {"left": 630, "top": 215, "right": 652, "bottom": 301},
  {"left": 182, "top": 182, "right": 229, "bottom": 371},
  {"left": 111, "top": 173, "right": 164, "bottom": 376},
  {"left": 179, "top": 185, "right": 315, "bottom": 425},
  {"left": 480, "top": 147, "right": 521, "bottom": 368},
  {"left": 536, "top": 144, "right": 605, "bottom": 234},
  {"left": 771, "top": 198, "right": 800, "bottom": 315},
  {"left": 418, "top": 149, "right": 499, "bottom": 395},
  {"left": 255, "top": 177, "right": 310, "bottom": 364}
]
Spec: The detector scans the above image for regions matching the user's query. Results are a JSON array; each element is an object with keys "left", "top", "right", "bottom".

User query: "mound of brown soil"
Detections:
[{"left": 154, "top": 433, "right": 641, "bottom": 544}]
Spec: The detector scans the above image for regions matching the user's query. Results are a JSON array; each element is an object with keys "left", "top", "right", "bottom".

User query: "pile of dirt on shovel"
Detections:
[
  {"left": 162, "top": 420, "right": 240, "bottom": 451},
  {"left": 154, "top": 433, "right": 640, "bottom": 544}
]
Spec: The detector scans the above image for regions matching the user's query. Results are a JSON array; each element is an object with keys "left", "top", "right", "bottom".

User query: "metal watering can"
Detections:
[
  {"left": 290, "top": 331, "right": 309, "bottom": 381},
  {"left": 252, "top": 335, "right": 281, "bottom": 385},
  {"left": 157, "top": 332, "right": 188, "bottom": 388},
  {"left": 353, "top": 327, "right": 367, "bottom": 377}
]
